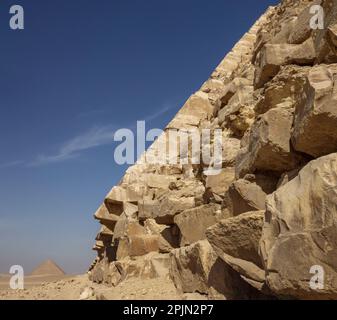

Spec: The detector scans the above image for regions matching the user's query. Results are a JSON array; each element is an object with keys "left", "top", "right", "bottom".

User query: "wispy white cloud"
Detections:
[
  {"left": 28, "top": 125, "right": 116, "bottom": 167},
  {"left": 1, "top": 102, "right": 176, "bottom": 168},
  {"left": 0, "top": 160, "right": 24, "bottom": 169},
  {"left": 143, "top": 102, "right": 174, "bottom": 122}
]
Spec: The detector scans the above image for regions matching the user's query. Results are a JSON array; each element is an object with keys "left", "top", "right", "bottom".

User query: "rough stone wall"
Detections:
[{"left": 89, "top": 0, "right": 337, "bottom": 299}]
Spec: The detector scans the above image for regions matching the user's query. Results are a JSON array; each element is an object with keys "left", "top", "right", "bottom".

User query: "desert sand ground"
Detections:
[
  {"left": 0, "top": 274, "right": 73, "bottom": 291},
  {"left": 0, "top": 274, "right": 202, "bottom": 300}
]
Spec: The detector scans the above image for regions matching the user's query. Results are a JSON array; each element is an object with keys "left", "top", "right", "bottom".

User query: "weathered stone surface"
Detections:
[
  {"left": 221, "top": 137, "right": 241, "bottom": 166},
  {"left": 157, "top": 165, "right": 183, "bottom": 176},
  {"left": 144, "top": 174, "right": 177, "bottom": 190},
  {"left": 206, "top": 211, "right": 271, "bottom": 293},
  {"left": 255, "top": 65, "right": 309, "bottom": 115},
  {"left": 292, "top": 64, "right": 337, "bottom": 157},
  {"left": 97, "top": 225, "right": 114, "bottom": 238},
  {"left": 206, "top": 211, "right": 264, "bottom": 268},
  {"left": 288, "top": 2, "right": 320, "bottom": 44},
  {"left": 172, "top": 179, "right": 206, "bottom": 200},
  {"left": 120, "top": 253, "right": 171, "bottom": 279},
  {"left": 144, "top": 219, "right": 179, "bottom": 253},
  {"left": 91, "top": 262, "right": 104, "bottom": 283},
  {"left": 218, "top": 85, "right": 256, "bottom": 137},
  {"left": 254, "top": 38, "right": 316, "bottom": 88},
  {"left": 224, "top": 180, "right": 266, "bottom": 216},
  {"left": 167, "top": 93, "right": 214, "bottom": 129},
  {"left": 236, "top": 107, "right": 302, "bottom": 178},
  {"left": 260, "top": 154, "right": 337, "bottom": 299},
  {"left": 106, "top": 185, "right": 147, "bottom": 208},
  {"left": 174, "top": 204, "right": 223, "bottom": 246},
  {"left": 128, "top": 235, "right": 159, "bottom": 257},
  {"left": 215, "top": 78, "right": 253, "bottom": 115},
  {"left": 205, "top": 167, "right": 235, "bottom": 197},
  {"left": 169, "top": 240, "right": 260, "bottom": 299},
  {"left": 113, "top": 219, "right": 145, "bottom": 242},
  {"left": 201, "top": 78, "right": 225, "bottom": 94},
  {"left": 328, "top": 22, "right": 337, "bottom": 48},
  {"left": 138, "top": 198, "right": 160, "bottom": 221},
  {"left": 93, "top": 252, "right": 171, "bottom": 286},
  {"left": 270, "top": 17, "right": 297, "bottom": 45},
  {"left": 94, "top": 203, "right": 120, "bottom": 229},
  {"left": 138, "top": 180, "right": 205, "bottom": 224},
  {"left": 244, "top": 173, "right": 278, "bottom": 195},
  {"left": 103, "top": 261, "right": 126, "bottom": 287},
  {"left": 314, "top": 0, "right": 337, "bottom": 63},
  {"left": 216, "top": 253, "right": 266, "bottom": 292},
  {"left": 156, "top": 195, "right": 195, "bottom": 225},
  {"left": 117, "top": 234, "right": 159, "bottom": 260},
  {"left": 123, "top": 202, "right": 138, "bottom": 218}
]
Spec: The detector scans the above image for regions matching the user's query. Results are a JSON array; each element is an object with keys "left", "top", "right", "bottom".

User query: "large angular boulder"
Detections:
[
  {"left": 138, "top": 198, "right": 160, "bottom": 221},
  {"left": 105, "top": 185, "right": 147, "bottom": 210},
  {"left": 254, "top": 38, "right": 316, "bottom": 88},
  {"left": 236, "top": 107, "right": 302, "bottom": 178},
  {"left": 144, "top": 219, "right": 180, "bottom": 253},
  {"left": 224, "top": 179, "right": 266, "bottom": 216},
  {"left": 255, "top": 65, "right": 309, "bottom": 115},
  {"left": 169, "top": 240, "right": 260, "bottom": 299},
  {"left": 215, "top": 77, "right": 252, "bottom": 109},
  {"left": 111, "top": 218, "right": 159, "bottom": 258},
  {"left": 221, "top": 137, "right": 241, "bottom": 166},
  {"left": 206, "top": 211, "right": 268, "bottom": 292},
  {"left": 149, "top": 179, "right": 205, "bottom": 224},
  {"left": 218, "top": 85, "right": 256, "bottom": 137},
  {"left": 292, "top": 64, "right": 337, "bottom": 158},
  {"left": 96, "top": 225, "right": 114, "bottom": 239},
  {"left": 113, "top": 219, "right": 144, "bottom": 242},
  {"left": 206, "top": 211, "right": 264, "bottom": 268},
  {"left": 94, "top": 203, "right": 120, "bottom": 230},
  {"left": 260, "top": 153, "right": 337, "bottom": 299},
  {"left": 167, "top": 92, "right": 214, "bottom": 129},
  {"left": 288, "top": 1, "right": 320, "bottom": 44},
  {"left": 156, "top": 195, "right": 195, "bottom": 225},
  {"left": 117, "top": 235, "right": 160, "bottom": 259},
  {"left": 118, "top": 253, "right": 171, "bottom": 279},
  {"left": 174, "top": 204, "right": 223, "bottom": 246},
  {"left": 93, "top": 252, "right": 171, "bottom": 286}
]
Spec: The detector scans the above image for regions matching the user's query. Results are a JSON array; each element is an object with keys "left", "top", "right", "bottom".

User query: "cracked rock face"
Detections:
[
  {"left": 260, "top": 154, "right": 337, "bottom": 299},
  {"left": 89, "top": 0, "right": 337, "bottom": 300}
]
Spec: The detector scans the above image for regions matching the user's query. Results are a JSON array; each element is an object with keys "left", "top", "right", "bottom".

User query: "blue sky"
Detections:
[{"left": 0, "top": 0, "right": 278, "bottom": 274}]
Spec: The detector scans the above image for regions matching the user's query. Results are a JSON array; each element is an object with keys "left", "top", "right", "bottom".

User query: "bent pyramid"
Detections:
[{"left": 31, "top": 260, "right": 65, "bottom": 276}]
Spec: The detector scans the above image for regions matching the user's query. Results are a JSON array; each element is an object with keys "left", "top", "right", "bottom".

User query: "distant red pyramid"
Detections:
[{"left": 30, "top": 260, "right": 65, "bottom": 276}]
